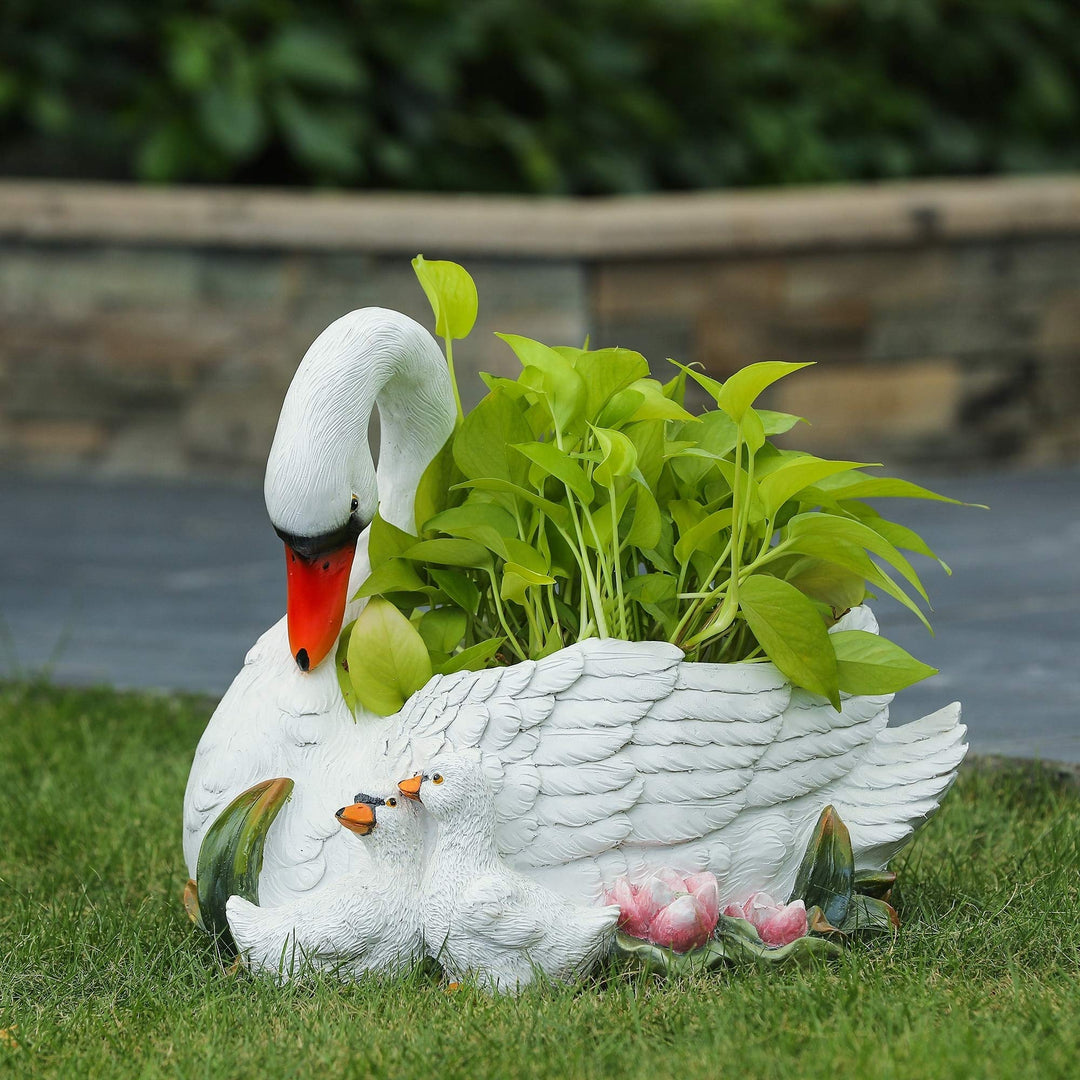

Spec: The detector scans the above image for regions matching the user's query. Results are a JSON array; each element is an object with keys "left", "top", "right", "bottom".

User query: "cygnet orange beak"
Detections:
[
  {"left": 397, "top": 774, "right": 425, "bottom": 801},
  {"left": 335, "top": 801, "right": 377, "bottom": 835}
]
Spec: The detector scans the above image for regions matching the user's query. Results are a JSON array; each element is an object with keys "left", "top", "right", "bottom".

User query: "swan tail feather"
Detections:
[{"left": 826, "top": 702, "right": 967, "bottom": 870}]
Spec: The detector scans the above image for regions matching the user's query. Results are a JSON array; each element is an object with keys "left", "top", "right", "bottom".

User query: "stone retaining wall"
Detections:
[{"left": 1, "top": 176, "right": 1077, "bottom": 476}]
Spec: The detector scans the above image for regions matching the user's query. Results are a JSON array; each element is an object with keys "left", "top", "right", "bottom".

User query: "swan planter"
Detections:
[{"left": 183, "top": 258, "right": 968, "bottom": 992}]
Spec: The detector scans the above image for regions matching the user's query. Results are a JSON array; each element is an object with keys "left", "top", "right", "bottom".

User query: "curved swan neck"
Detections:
[{"left": 265, "top": 307, "right": 456, "bottom": 543}]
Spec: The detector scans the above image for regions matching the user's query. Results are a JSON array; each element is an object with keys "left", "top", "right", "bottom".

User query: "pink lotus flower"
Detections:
[
  {"left": 722, "top": 891, "right": 809, "bottom": 947},
  {"left": 604, "top": 870, "right": 719, "bottom": 952}
]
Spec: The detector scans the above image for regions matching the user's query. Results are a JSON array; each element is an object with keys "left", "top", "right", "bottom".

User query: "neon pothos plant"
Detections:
[{"left": 338, "top": 256, "right": 966, "bottom": 716}]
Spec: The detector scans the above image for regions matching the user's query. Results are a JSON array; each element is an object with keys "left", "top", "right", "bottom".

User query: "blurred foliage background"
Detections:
[{"left": 1, "top": 0, "right": 1078, "bottom": 195}]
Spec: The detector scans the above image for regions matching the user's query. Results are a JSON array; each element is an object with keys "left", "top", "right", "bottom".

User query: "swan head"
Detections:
[
  {"left": 264, "top": 307, "right": 455, "bottom": 673},
  {"left": 396, "top": 748, "right": 490, "bottom": 822}
]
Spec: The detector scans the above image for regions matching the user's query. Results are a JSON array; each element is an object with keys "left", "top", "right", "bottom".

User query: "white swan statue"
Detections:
[{"left": 183, "top": 307, "right": 967, "bottom": 922}]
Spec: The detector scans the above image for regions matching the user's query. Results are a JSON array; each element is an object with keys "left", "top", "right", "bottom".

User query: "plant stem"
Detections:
[{"left": 444, "top": 337, "right": 464, "bottom": 424}]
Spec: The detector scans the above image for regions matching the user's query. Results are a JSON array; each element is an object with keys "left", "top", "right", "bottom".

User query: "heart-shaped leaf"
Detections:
[
  {"left": 737, "top": 575, "right": 840, "bottom": 707},
  {"left": 347, "top": 598, "right": 432, "bottom": 715},
  {"left": 831, "top": 629, "right": 938, "bottom": 695},
  {"left": 412, "top": 255, "right": 478, "bottom": 341}
]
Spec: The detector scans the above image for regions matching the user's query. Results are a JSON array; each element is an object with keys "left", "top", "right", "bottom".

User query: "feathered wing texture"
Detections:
[
  {"left": 438, "top": 872, "right": 620, "bottom": 992},
  {"left": 188, "top": 606, "right": 965, "bottom": 910},
  {"left": 387, "top": 610, "right": 966, "bottom": 905}
]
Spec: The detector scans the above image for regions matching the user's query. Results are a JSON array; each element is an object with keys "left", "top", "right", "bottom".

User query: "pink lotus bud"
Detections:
[
  {"left": 640, "top": 874, "right": 677, "bottom": 910},
  {"left": 657, "top": 867, "right": 690, "bottom": 893},
  {"left": 685, "top": 872, "right": 720, "bottom": 928},
  {"left": 722, "top": 900, "right": 748, "bottom": 919},
  {"left": 605, "top": 878, "right": 654, "bottom": 938},
  {"left": 647, "top": 893, "right": 713, "bottom": 953},
  {"left": 758, "top": 899, "right": 809, "bottom": 947},
  {"left": 743, "top": 891, "right": 781, "bottom": 929}
]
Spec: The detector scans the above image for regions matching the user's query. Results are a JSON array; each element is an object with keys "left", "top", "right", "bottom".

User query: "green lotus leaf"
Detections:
[
  {"left": 195, "top": 777, "right": 294, "bottom": 953},
  {"left": 791, "top": 804, "right": 855, "bottom": 927}
]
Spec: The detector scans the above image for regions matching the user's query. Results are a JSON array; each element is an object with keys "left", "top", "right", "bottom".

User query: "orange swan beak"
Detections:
[{"left": 284, "top": 541, "right": 356, "bottom": 672}]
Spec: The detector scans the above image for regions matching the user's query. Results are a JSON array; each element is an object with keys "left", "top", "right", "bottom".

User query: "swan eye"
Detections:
[
  {"left": 432, "top": 773, "right": 444, "bottom": 785},
  {"left": 350, "top": 495, "right": 359, "bottom": 513},
  {"left": 386, "top": 797, "right": 397, "bottom": 807}
]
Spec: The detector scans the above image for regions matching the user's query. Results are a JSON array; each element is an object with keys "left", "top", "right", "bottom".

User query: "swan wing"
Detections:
[{"left": 387, "top": 607, "right": 965, "bottom": 904}]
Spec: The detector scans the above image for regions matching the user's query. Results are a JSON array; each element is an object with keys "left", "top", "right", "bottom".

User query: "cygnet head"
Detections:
[
  {"left": 336, "top": 789, "right": 421, "bottom": 852},
  {"left": 396, "top": 748, "right": 491, "bottom": 823}
]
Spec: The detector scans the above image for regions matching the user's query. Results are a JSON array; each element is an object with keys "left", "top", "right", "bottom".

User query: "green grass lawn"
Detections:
[{"left": 1, "top": 681, "right": 1077, "bottom": 1080}]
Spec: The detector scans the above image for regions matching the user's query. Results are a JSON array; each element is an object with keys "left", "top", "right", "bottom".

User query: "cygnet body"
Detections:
[
  {"left": 226, "top": 792, "right": 424, "bottom": 983},
  {"left": 400, "top": 749, "right": 619, "bottom": 994}
]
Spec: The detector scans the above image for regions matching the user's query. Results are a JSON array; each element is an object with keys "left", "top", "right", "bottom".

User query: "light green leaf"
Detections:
[
  {"left": 738, "top": 575, "right": 839, "bottom": 707},
  {"left": 780, "top": 534, "right": 932, "bottom": 632},
  {"left": 741, "top": 407, "right": 766, "bottom": 454},
  {"left": 574, "top": 347, "right": 650, "bottom": 420},
  {"left": 433, "top": 637, "right": 504, "bottom": 675},
  {"left": 717, "top": 361, "right": 813, "bottom": 422},
  {"left": 453, "top": 478, "right": 571, "bottom": 529},
  {"left": 503, "top": 561, "right": 556, "bottom": 586},
  {"left": 353, "top": 558, "right": 427, "bottom": 599},
  {"left": 513, "top": 441, "right": 594, "bottom": 501},
  {"left": 419, "top": 607, "right": 468, "bottom": 654},
  {"left": 593, "top": 426, "right": 638, "bottom": 486},
  {"left": 841, "top": 502, "right": 952, "bottom": 574},
  {"left": 758, "top": 456, "right": 873, "bottom": 518},
  {"left": 811, "top": 473, "right": 974, "bottom": 506},
  {"left": 627, "top": 483, "right": 662, "bottom": 548},
  {"left": 673, "top": 508, "right": 734, "bottom": 565},
  {"left": 425, "top": 502, "right": 518, "bottom": 539},
  {"left": 787, "top": 512, "right": 929, "bottom": 601},
  {"left": 347, "top": 598, "right": 432, "bottom": 715},
  {"left": 367, "top": 512, "right": 418, "bottom": 570},
  {"left": 625, "top": 420, "right": 666, "bottom": 489},
  {"left": 428, "top": 569, "right": 481, "bottom": 615},
  {"left": 785, "top": 558, "right": 867, "bottom": 611},
  {"left": 413, "top": 435, "right": 460, "bottom": 533},
  {"left": 503, "top": 538, "right": 551, "bottom": 576},
  {"left": 335, "top": 619, "right": 359, "bottom": 712},
  {"left": 598, "top": 388, "right": 645, "bottom": 429},
  {"left": 412, "top": 255, "right": 478, "bottom": 341},
  {"left": 629, "top": 378, "right": 698, "bottom": 422},
  {"left": 401, "top": 538, "right": 492, "bottom": 569},
  {"left": 453, "top": 389, "right": 533, "bottom": 484},
  {"left": 831, "top": 630, "right": 938, "bottom": 695},
  {"left": 759, "top": 409, "right": 807, "bottom": 435},
  {"left": 497, "top": 334, "right": 586, "bottom": 434}
]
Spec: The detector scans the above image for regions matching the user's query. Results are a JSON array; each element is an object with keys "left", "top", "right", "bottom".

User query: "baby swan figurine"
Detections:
[
  {"left": 398, "top": 749, "right": 620, "bottom": 994},
  {"left": 226, "top": 791, "right": 424, "bottom": 983}
]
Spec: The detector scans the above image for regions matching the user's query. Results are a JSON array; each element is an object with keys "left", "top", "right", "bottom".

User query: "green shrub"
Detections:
[{"left": 2, "top": 1, "right": 1078, "bottom": 193}]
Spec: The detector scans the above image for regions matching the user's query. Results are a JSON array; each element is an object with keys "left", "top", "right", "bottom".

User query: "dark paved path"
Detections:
[{"left": 2, "top": 467, "right": 1077, "bottom": 762}]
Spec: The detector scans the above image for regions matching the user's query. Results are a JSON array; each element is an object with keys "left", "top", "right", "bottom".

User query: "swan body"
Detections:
[
  {"left": 226, "top": 793, "right": 425, "bottom": 982},
  {"left": 404, "top": 750, "right": 620, "bottom": 994},
  {"left": 183, "top": 306, "right": 968, "bottom": 929}
]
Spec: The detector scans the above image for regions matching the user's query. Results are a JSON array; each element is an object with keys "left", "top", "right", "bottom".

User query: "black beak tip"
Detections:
[
  {"left": 334, "top": 806, "right": 346, "bottom": 819},
  {"left": 295, "top": 648, "right": 310, "bottom": 672}
]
